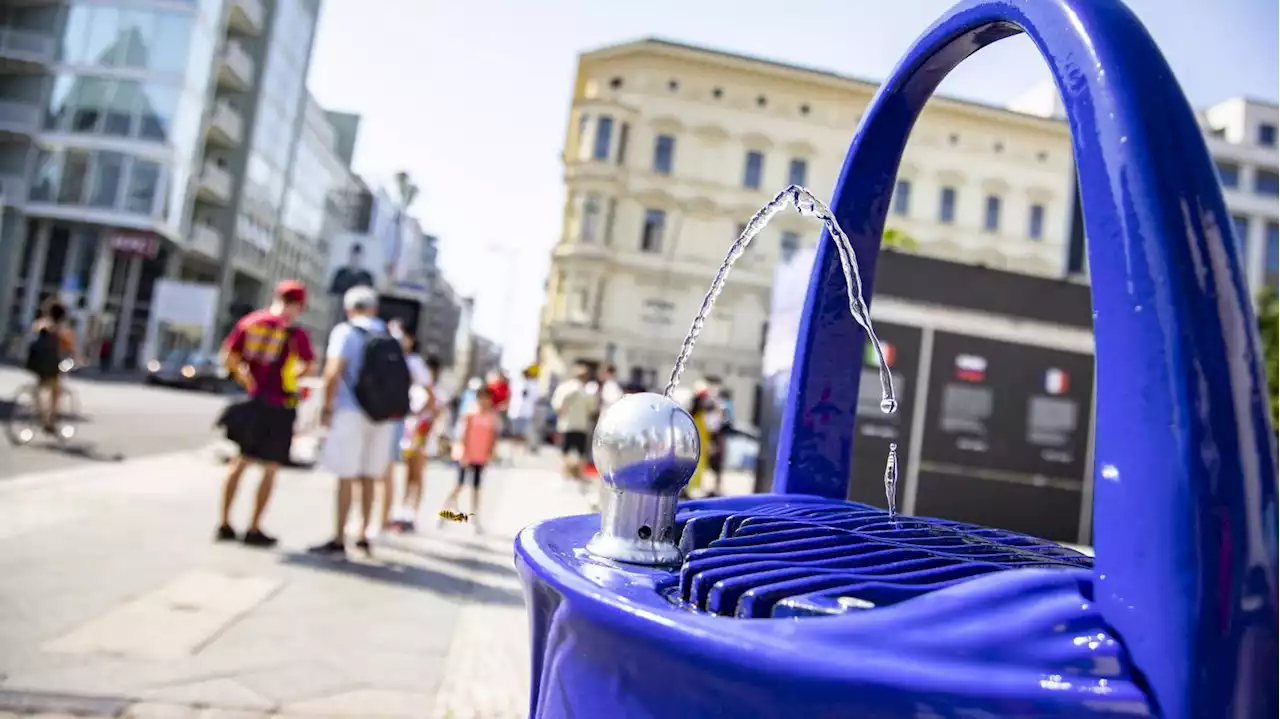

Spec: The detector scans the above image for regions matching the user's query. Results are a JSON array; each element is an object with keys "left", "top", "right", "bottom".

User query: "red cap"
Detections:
[{"left": 275, "top": 280, "right": 307, "bottom": 306}]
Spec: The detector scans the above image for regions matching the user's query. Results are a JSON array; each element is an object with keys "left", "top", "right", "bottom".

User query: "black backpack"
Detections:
[
  {"left": 348, "top": 325, "right": 412, "bottom": 421},
  {"left": 25, "top": 328, "right": 61, "bottom": 376}
]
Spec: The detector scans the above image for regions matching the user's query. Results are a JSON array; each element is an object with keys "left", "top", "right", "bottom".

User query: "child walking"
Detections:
[{"left": 440, "top": 387, "right": 500, "bottom": 533}]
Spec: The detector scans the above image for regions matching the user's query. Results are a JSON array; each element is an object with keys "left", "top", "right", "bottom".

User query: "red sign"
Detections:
[{"left": 110, "top": 232, "right": 159, "bottom": 259}]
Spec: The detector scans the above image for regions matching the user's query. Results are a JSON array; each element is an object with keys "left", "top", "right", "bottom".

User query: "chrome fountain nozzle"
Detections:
[{"left": 586, "top": 392, "right": 700, "bottom": 566}]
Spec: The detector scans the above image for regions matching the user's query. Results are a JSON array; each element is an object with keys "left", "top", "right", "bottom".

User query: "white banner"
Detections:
[{"left": 762, "top": 246, "right": 818, "bottom": 377}]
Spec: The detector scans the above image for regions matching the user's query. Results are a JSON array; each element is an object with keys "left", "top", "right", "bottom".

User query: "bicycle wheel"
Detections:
[
  {"left": 4, "top": 384, "right": 40, "bottom": 445},
  {"left": 54, "top": 386, "right": 82, "bottom": 442}
]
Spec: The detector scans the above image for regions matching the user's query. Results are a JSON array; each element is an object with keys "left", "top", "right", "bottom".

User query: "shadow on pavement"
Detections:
[
  {"left": 379, "top": 538, "right": 516, "bottom": 578},
  {"left": 279, "top": 551, "right": 526, "bottom": 606},
  {"left": 0, "top": 399, "right": 90, "bottom": 424},
  {"left": 10, "top": 438, "right": 127, "bottom": 462}
]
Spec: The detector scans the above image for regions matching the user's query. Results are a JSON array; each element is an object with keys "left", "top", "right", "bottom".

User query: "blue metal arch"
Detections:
[{"left": 772, "top": 1, "right": 1278, "bottom": 717}]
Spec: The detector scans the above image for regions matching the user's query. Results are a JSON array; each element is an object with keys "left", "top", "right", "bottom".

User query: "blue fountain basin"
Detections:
[{"left": 516, "top": 494, "right": 1154, "bottom": 719}]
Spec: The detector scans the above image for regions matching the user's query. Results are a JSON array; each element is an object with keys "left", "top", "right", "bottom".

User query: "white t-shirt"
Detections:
[
  {"left": 599, "top": 379, "right": 624, "bottom": 411},
  {"left": 405, "top": 354, "right": 434, "bottom": 415}
]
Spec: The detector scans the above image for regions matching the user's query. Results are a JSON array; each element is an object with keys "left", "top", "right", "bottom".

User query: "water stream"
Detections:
[{"left": 663, "top": 184, "right": 901, "bottom": 515}]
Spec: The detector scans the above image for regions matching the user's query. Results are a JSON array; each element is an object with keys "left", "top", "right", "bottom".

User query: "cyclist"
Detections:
[{"left": 26, "top": 298, "right": 80, "bottom": 433}]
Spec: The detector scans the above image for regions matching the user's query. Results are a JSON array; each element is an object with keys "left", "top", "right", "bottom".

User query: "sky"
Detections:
[{"left": 306, "top": 0, "right": 1279, "bottom": 372}]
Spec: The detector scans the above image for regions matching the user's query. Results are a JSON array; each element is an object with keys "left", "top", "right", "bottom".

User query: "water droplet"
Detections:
[
  {"left": 879, "top": 397, "right": 897, "bottom": 414},
  {"left": 884, "top": 442, "right": 899, "bottom": 520}
]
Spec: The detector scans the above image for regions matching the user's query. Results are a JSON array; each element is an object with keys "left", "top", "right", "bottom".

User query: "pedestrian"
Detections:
[
  {"left": 381, "top": 323, "right": 437, "bottom": 533},
  {"left": 598, "top": 364, "right": 624, "bottom": 415},
  {"left": 309, "top": 286, "right": 412, "bottom": 557},
  {"left": 486, "top": 369, "right": 512, "bottom": 464},
  {"left": 215, "top": 280, "right": 315, "bottom": 547},
  {"left": 439, "top": 386, "right": 500, "bottom": 533},
  {"left": 550, "top": 363, "right": 597, "bottom": 489}
]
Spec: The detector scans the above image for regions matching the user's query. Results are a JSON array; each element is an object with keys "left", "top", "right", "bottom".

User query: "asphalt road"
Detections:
[{"left": 0, "top": 366, "right": 233, "bottom": 478}]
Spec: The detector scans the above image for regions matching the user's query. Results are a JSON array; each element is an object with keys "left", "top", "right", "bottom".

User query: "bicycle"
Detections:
[{"left": 5, "top": 358, "right": 84, "bottom": 447}]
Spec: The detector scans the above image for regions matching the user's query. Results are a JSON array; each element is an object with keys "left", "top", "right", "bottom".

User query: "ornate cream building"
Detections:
[{"left": 539, "top": 39, "right": 1076, "bottom": 422}]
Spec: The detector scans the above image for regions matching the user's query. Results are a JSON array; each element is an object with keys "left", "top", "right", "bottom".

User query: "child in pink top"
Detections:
[{"left": 441, "top": 388, "right": 500, "bottom": 531}]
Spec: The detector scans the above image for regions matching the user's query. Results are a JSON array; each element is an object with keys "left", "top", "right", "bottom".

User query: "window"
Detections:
[
  {"left": 1029, "top": 203, "right": 1045, "bottom": 240},
  {"left": 88, "top": 151, "right": 125, "bottom": 208},
  {"left": 652, "top": 134, "right": 675, "bottom": 174},
  {"left": 125, "top": 160, "right": 160, "bottom": 214},
  {"left": 1255, "top": 170, "right": 1279, "bottom": 196},
  {"left": 780, "top": 231, "right": 800, "bottom": 261},
  {"left": 939, "top": 187, "right": 956, "bottom": 223},
  {"left": 984, "top": 195, "right": 1001, "bottom": 231},
  {"left": 44, "top": 73, "right": 180, "bottom": 143},
  {"left": 581, "top": 193, "right": 602, "bottom": 243},
  {"left": 117, "top": 9, "right": 156, "bottom": 68},
  {"left": 1267, "top": 223, "right": 1278, "bottom": 284},
  {"left": 104, "top": 81, "right": 139, "bottom": 136},
  {"left": 1231, "top": 215, "right": 1249, "bottom": 252},
  {"left": 743, "top": 151, "right": 764, "bottom": 189},
  {"left": 83, "top": 6, "right": 121, "bottom": 65},
  {"left": 592, "top": 116, "right": 613, "bottom": 161},
  {"left": 57, "top": 151, "right": 91, "bottom": 204},
  {"left": 71, "top": 77, "right": 110, "bottom": 131},
  {"left": 616, "top": 122, "right": 630, "bottom": 166},
  {"left": 30, "top": 151, "right": 60, "bottom": 202},
  {"left": 604, "top": 197, "right": 617, "bottom": 244},
  {"left": 640, "top": 209, "right": 665, "bottom": 253},
  {"left": 1259, "top": 123, "right": 1277, "bottom": 148},
  {"left": 1216, "top": 161, "right": 1240, "bottom": 188},
  {"left": 892, "top": 180, "right": 911, "bottom": 216},
  {"left": 576, "top": 112, "right": 589, "bottom": 154},
  {"left": 139, "top": 84, "right": 179, "bottom": 140},
  {"left": 151, "top": 11, "right": 193, "bottom": 74},
  {"left": 788, "top": 158, "right": 807, "bottom": 186}
]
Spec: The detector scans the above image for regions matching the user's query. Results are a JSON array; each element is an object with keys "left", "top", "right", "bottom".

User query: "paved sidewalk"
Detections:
[{"left": 0, "top": 445, "right": 591, "bottom": 718}]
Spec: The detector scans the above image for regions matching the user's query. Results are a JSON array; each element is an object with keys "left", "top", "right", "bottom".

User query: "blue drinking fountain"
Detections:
[{"left": 515, "top": 0, "right": 1279, "bottom": 717}]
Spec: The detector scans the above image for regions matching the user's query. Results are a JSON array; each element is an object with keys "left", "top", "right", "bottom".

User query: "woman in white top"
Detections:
[{"left": 382, "top": 323, "right": 437, "bottom": 533}]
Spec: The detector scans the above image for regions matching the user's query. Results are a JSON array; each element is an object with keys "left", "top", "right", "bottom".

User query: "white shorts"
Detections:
[{"left": 321, "top": 409, "right": 398, "bottom": 479}]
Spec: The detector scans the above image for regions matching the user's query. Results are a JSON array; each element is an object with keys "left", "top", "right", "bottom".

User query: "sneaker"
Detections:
[
  {"left": 307, "top": 539, "right": 345, "bottom": 557},
  {"left": 400, "top": 519, "right": 417, "bottom": 533},
  {"left": 215, "top": 524, "right": 238, "bottom": 542},
  {"left": 355, "top": 538, "right": 372, "bottom": 556},
  {"left": 242, "top": 529, "right": 278, "bottom": 548}
]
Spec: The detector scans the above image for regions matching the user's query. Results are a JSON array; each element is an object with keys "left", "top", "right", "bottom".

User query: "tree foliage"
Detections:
[
  {"left": 882, "top": 227, "right": 917, "bottom": 251},
  {"left": 1259, "top": 285, "right": 1278, "bottom": 428}
]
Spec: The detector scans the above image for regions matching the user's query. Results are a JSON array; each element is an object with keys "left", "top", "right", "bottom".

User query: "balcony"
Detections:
[
  {"left": 0, "top": 99, "right": 40, "bottom": 137},
  {"left": 0, "top": 174, "right": 27, "bottom": 207},
  {"left": 206, "top": 100, "right": 244, "bottom": 147},
  {"left": 189, "top": 222, "right": 225, "bottom": 260},
  {"left": 216, "top": 41, "right": 254, "bottom": 91},
  {"left": 0, "top": 27, "right": 55, "bottom": 67},
  {"left": 551, "top": 241, "right": 612, "bottom": 263},
  {"left": 542, "top": 319, "right": 603, "bottom": 347},
  {"left": 196, "top": 161, "right": 232, "bottom": 205},
  {"left": 226, "top": 0, "right": 265, "bottom": 35}
]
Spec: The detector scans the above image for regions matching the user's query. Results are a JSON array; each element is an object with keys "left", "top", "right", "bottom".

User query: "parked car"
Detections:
[{"left": 145, "top": 350, "right": 228, "bottom": 392}]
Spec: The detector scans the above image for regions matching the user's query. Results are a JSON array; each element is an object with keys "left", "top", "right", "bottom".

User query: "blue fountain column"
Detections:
[{"left": 770, "top": 1, "right": 1278, "bottom": 717}]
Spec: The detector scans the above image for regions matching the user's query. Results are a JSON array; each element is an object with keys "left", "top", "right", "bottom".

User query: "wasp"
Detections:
[{"left": 438, "top": 510, "right": 475, "bottom": 524}]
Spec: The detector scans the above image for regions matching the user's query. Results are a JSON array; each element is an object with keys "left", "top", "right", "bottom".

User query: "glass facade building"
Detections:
[{"left": 0, "top": 0, "right": 336, "bottom": 368}]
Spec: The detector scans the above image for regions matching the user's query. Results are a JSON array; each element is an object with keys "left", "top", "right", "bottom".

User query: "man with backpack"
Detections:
[{"left": 310, "top": 286, "right": 412, "bottom": 557}]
